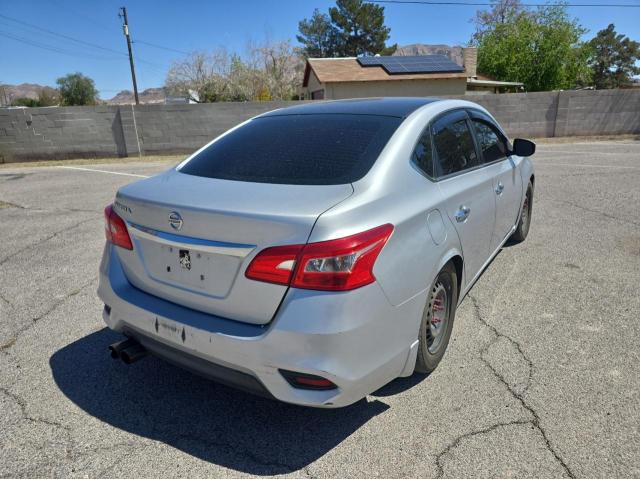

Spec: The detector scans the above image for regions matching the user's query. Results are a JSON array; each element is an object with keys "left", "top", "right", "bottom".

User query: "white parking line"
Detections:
[{"left": 57, "top": 166, "right": 149, "bottom": 178}]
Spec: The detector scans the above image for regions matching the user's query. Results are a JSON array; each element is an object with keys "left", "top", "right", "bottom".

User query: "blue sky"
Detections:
[{"left": 2, "top": 0, "right": 639, "bottom": 99}]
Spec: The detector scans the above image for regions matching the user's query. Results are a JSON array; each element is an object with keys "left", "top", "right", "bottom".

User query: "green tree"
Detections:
[
  {"left": 297, "top": 0, "right": 396, "bottom": 57},
  {"left": 11, "top": 97, "right": 39, "bottom": 107},
  {"left": 56, "top": 73, "right": 98, "bottom": 106},
  {"left": 588, "top": 24, "right": 640, "bottom": 89},
  {"left": 297, "top": 9, "right": 340, "bottom": 58},
  {"left": 476, "top": 5, "right": 590, "bottom": 91},
  {"left": 472, "top": 0, "right": 524, "bottom": 43},
  {"left": 37, "top": 88, "right": 59, "bottom": 106}
]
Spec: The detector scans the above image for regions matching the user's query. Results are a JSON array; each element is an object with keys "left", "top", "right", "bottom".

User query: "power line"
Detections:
[
  {"left": 1, "top": 13, "right": 189, "bottom": 72},
  {"left": 0, "top": 13, "right": 128, "bottom": 56},
  {"left": 136, "top": 60, "right": 170, "bottom": 74},
  {"left": 0, "top": 13, "right": 168, "bottom": 70},
  {"left": 367, "top": 0, "right": 640, "bottom": 6},
  {"left": 134, "top": 40, "right": 189, "bottom": 55},
  {"left": 0, "top": 30, "right": 122, "bottom": 61},
  {"left": 34, "top": 3, "right": 190, "bottom": 57},
  {"left": 1, "top": 27, "right": 166, "bottom": 70},
  {"left": 52, "top": 0, "right": 117, "bottom": 32},
  {"left": 50, "top": 0, "right": 118, "bottom": 33}
]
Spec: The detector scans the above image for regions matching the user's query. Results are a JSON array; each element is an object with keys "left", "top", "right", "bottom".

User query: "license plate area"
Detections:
[
  {"left": 165, "top": 246, "right": 208, "bottom": 286},
  {"left": 136, "top": 238, "right": 241, "bottom": 298}
]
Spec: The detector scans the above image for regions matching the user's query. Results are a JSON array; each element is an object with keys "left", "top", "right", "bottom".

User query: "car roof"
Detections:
[{"left": 259, "top": 97, "right": 443, "bottom": 119}]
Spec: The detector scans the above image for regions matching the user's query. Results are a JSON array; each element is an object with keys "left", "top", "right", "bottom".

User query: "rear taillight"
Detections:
[
  {"left": 245, "top": 224, "right": 393, "bottom": 292},
  {"left": 244, "top": 244, "right": 304, "bottom": 285},
  {"left": 104, "top": 204, "right": 133, "bottom": 250}
]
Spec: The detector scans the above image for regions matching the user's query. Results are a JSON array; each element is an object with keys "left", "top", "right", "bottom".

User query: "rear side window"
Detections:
[
  {"left": 432, "top": 111, "right": 479, "bottom": 177},
  {"left": 411, "top": 130, "right": 434, "bottom": 177},
  {"left": 179, "top": 114, "right": 402, "bottom": 185}
]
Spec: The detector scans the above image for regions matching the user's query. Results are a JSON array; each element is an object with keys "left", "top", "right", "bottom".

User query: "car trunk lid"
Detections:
[{"left": 113, "top": 170, "right": 353, "bottom": 325}]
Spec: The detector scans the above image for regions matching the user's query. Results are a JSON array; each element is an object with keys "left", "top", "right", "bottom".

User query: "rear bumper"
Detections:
[
  {"left": 97, "top": 244, "right": 424, "bottom": 408},
  {"left": 121, "top": 327, "right": 275, "bottom": 399}
]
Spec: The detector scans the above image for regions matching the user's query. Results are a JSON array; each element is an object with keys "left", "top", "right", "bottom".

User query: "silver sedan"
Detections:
[{"left": 98, "top": 98, "right": 535, "bottom": 407}]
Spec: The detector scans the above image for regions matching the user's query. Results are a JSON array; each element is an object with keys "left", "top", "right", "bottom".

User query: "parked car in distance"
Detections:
[{"left": 98, "top": 98, "right": 535, "bottom": 408}]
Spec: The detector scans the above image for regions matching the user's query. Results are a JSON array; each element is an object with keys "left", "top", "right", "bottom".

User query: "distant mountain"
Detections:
[
  {"left": 0, "top": 83, "right": 58, "bottom": 105},
  {"left": 106, "top": 87, "right": 166, "bottom": 105},
  {"left": 0, "top": 83, "right": 168, "bottom": 106},
  {"left": 394, "top": 44, "right": 464, "bottom": 66}
]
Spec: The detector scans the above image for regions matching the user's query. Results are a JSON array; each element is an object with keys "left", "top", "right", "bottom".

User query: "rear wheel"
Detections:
[
  {"left": 415, "top": 263, "right": 458, "bottom": 374},
  {"left": 511, "top": 181, "right": 533, "bottom": 243}
]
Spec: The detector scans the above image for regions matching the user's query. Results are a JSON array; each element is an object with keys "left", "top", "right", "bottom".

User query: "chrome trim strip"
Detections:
[{"left": 127, "top": 223, "right": 255, "bottom": 258}]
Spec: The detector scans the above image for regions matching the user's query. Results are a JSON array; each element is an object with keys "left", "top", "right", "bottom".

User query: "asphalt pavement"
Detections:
[{"left": 0, "top": 140, "right": 638, "bottom": 478}]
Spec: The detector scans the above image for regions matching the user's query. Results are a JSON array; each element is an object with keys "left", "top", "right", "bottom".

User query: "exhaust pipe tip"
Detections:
[
  {"left": 108, "top": 337, "right": 137, "bottom": 360},
  {"left": 120, "top": 343, "right": 148, "bottom": 365}
]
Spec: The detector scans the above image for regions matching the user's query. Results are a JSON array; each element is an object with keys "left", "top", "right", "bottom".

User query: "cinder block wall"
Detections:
[
  {"left": 1, "top": 90, "right": 638, "bottom": 163},
  {"left": 0, "top": 101, "right": 304, "bottom": 162},
  {"left": 454, "top": 91, "right": 560, "bottom": 138},
  {"left": 0, "top": 106, "right": 125, "bottom": 162},
  {"left": 456, "top": 89, "right": 640, "bottom": 138}
]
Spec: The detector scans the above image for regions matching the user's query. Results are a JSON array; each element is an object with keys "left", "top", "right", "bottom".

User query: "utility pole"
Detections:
[
  {"left": 119, "top": 7, "right": 139, "bottom": 105},
  {"left": 0, "top": 85, "right": 8, "bottom": 107}
]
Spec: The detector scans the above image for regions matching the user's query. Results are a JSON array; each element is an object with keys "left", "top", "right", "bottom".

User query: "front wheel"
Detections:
[
  {"left": 415, "top": 263, "right": 458, "bottom": 374},
  {"left": 511, "top": 181, "right": 533, "bottom": 243}
]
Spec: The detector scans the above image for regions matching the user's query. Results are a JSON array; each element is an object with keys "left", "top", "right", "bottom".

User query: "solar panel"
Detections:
[
  {"left": 357, "top": 55, "right": 464, "bottom": 75},
  {"left": 357, "top": 56, "right": 382, "bottom": 66},
  {"left": 384, "top": 64, "right": 409, "bottom": 74}
]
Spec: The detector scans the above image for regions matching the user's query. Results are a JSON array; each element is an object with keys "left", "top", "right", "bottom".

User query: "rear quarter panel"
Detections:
[{"left": 309, "top": 103, "right": 466, "bottom": 309}]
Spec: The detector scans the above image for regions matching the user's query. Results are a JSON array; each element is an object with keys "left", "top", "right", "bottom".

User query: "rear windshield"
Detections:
[{"left": 178, "top": 114, "right": 402, "bottom": 185}]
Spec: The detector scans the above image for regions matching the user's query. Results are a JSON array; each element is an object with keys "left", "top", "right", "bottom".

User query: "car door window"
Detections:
[
  {"left": 467, "top": 110, "right": 510, "bottom": 164},
  {"left": 411, "top": 129, "right": 434, "bottom": 177},
  {"left": 432, "top": 112, "right": 479, "bottom": 178},
  {"left": 471, "top": 119, "right": 509, "bottom": 164}
]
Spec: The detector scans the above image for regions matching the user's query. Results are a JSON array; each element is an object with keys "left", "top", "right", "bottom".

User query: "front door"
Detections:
[
  {"left": 487, "top": 158, "right": 522, "bottom": 250},
  {"left": 468, "top": 110, "right": 523, "bottom": 251}
]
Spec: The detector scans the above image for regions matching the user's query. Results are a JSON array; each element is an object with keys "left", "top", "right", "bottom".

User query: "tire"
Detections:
[
  {"left": 511, "top": 181, "right": 533, "bottom": 243},
  {"left": 415, "top": 262, "right": 458, "bottom": 374}
]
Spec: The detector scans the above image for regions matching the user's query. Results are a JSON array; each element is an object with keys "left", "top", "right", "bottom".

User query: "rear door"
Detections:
[
  {"left": 468, "top": 110, "right": 522, "bottom": 251},
  {"left": 432, "top": 110, "right": 496, "bottom": 286}
]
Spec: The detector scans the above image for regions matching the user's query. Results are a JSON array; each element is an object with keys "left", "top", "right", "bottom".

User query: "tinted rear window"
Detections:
[{"left": 178, "top": 114, "right": 402, "bottom": 185}]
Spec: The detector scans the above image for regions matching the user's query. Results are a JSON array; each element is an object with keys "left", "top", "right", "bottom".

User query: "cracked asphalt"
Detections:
[{"left": 1, "top": 140, "right": 639, "bottom": 478}]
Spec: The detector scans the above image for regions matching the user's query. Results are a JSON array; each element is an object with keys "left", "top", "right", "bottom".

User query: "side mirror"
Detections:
[{"left": 512, "top": 138, "right": 536, "bottom": 157}]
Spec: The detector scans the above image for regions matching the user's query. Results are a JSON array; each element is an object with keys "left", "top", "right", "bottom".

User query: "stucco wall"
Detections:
[
  {"left": 305, "top": 71, "right": 324, "bottom": 98},
  {"left": 324, "top": 78, "right": 467, "bottom": 99},
  {"left": 1, "top": 89, "right": 639, "bottom": 163}
]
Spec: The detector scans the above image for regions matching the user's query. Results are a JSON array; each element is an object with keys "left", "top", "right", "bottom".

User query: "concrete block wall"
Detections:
[
  {"left": 556, "top": 89, "right": 640, "bottom": 137},
  {"left": 457, "top": 91, "right": 561, "bottom": 138},
  {"left": 133, "top": 101, "right": 301, "bottom": 155},
  {"left": 0, "top": 105, "right": 130, "bottom": 161},
  {"left": 451, "top": 89, "right": 640, "bottom": 138},
  {"left": 1, "top": 90, "right": 638, "bottom": 163}
]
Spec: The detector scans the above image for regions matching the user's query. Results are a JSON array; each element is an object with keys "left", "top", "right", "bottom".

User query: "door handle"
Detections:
[
  {"left": 455, "top": 206, "right": 471, "bottom": 223},
  {"left": 495, "top": 182, "right": 504, "bottom": 195}
]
